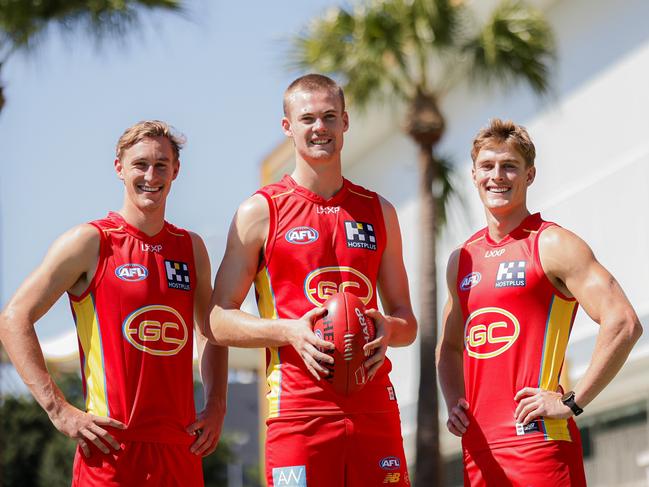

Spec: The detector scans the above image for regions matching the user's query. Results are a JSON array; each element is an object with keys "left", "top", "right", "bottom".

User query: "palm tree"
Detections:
[
  {"left": 288, "top": 0, "right": 555, "bottom": 484},
  {"left": 0, "top": 0, "right": 184, "bottom": 115}
]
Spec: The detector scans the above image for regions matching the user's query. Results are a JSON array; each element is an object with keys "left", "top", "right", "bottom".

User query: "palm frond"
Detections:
[
  {"left": 0, "top": 0, "right": 183, "bottom": 51},
  {"left": 464, "top": 0, "right": 556, "bottom": 95}
]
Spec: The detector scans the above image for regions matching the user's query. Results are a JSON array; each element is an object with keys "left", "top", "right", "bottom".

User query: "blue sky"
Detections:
[{"left": 0, "top": 1, "right": 342, "bottom": 340}]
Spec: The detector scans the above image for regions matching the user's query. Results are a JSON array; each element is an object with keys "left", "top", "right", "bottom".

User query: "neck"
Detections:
[
  {"left": 118, "top": 201, "right": 166, "bottom": 237},
  {"left": 291, "top": 157, "right": 344, "bottom": 200},
  {"left": 484, "top": 205, "right": 531, "bottom": 242}
]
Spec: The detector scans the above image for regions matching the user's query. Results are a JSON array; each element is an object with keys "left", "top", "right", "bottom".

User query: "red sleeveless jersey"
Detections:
[
  {"left": 68, "top": 212, "right": 197, "bottom": 445},
  {"left": 255, "top": 175, "right": 398, "bottom": 420},
  {"left": 457, "top": 213, "right": 579, "bottom": 452}
]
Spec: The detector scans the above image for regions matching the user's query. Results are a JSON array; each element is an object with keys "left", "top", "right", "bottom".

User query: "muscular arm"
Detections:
[
  {"left": 515, "top": 227, "right": 642, "bottom": 423},
  {"left": 206, "top": 194, "right": 332, "bottom": 378},
  {"left": 437, "top": 249, "right": 470, "bottom": 436},
  {"left": 363, "top": 197, "right": 417, "bottom": 378},
  {"left": 0, "top": 225, "right": 125, "bottom": 456},
  {"left": 188, "top": 232, "right": 228, "bottom": 456}
]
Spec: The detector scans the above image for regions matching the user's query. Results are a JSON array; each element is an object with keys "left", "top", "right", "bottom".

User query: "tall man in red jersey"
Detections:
[
  {"left": 206, "top": 74, "right": 417, "bottom": 486},
  {"left": 438, "top": 119, "right": 643, "bottom": 486},
  {"left": 0, "top": 121, "right": 228, "bottom": 486}
]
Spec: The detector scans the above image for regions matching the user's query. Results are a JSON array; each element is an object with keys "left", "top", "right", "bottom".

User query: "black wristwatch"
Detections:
[{"left": 561, "top": 390, "right": 583, "bottom": 416}]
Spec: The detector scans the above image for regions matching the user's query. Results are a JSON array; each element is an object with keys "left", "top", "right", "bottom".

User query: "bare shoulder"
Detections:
[
  {"left": 188, "top": 231, "right": 210, "bottom": 268},
  {"left": 446, "top": 247, "right": 462, "bottom": 287},
  {"left": 377, "top": 194, "right": 398, "bottom": 227},
  {"left": 231, "top": 193, "right": 270, "bottom": 245},
  {"left": 50, "top": 223, "right": 101, "bottom": 262},
  {"left": 539, "top": 225, "right": 595, "bottom": 270}
]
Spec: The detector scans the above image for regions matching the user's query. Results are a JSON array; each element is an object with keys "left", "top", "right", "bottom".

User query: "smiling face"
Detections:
[
  {"left": 114, "top": 136, "right": 179, "bottom": 213},
  {"left": 281, "top": 88, "right": 349, "bottom": 166},
  {"left": 472, "top": 142, "right": 536, "bottom": 214}
]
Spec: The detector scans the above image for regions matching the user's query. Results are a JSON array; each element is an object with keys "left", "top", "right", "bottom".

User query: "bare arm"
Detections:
[
  {"left": 187, "top": 232, "right": 228, "bottom": 456},
  {"left": 364, "top": 197, "right": 418, "bottom": 377},
  {"left": 206, "top": 194, "right": 332, "bottom": 379},
  {"left": 437, "top": 248, "right": 470, "bottom": 436},
  {"left": 515, "top": 227, "right": 642, "bottom": 423},
  {"left": 0, "top": 225, "right": 125, "bottom": 456}
]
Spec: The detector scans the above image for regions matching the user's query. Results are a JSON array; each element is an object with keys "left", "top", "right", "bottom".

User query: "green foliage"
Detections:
[
  {"left": 289, "top": 0, "right": 555, "bottom": 110},
  {"left": 0, "top": 0, "right": 183, "bottom": 54}
]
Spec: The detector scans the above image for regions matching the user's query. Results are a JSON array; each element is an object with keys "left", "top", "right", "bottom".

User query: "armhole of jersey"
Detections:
[
  {"left": 256, "top": 190, "right": 277, "bottom": 270},
  {"left": 374, "top": 193, "right": 388, "bottom": 256},
  {"left": 534, "top": 223, "right": 576, "bottom": 302},
  {"left": 69, "top": 222, "right": 107, "bottom": 302}
]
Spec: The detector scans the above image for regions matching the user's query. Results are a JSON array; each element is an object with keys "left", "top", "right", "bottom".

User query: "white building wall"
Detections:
[{"left": 342, "top": 0, "right": 649, "bottom": 463}]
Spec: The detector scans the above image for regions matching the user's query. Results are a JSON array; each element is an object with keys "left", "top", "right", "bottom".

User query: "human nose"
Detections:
[
  {"left": 313, "top": 117, "right": 326, "bottom": 131},
  {"left": 491, "top": 163, "right": 506, "bottom": 180},
  {"left": 143, "top": 164, "right": 156, "bottom": 181}
]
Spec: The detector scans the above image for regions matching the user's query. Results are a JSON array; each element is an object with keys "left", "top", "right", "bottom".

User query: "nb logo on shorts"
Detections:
[{"left": 272, "top": 466, "right": 307, "bottom": 486}]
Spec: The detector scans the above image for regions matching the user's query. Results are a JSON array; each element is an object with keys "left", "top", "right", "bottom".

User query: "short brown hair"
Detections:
[
  {"left": 471, "top": 119, "right": 536, "bottom": 166},
  {"left": 283, "top": 74, "right": 345, "bottom": 116},
  {"left": 116, "top": 120, "right": 186, "bottom": 161}
]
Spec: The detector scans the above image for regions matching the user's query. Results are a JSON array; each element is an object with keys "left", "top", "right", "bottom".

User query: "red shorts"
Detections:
[
  {"left": 463, "top": 439, "right": 586, "bottom": 487},
  {"left": 71, "top": 440, "right": 203, "bottom": 486},
  {"left": 266, "top": 413, "right": 410, "bottom": 487}
]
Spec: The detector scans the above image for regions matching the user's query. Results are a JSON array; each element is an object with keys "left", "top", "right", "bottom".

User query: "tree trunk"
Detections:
[{"left": 413, "top": 140, "right": 442, "bottom": 487}]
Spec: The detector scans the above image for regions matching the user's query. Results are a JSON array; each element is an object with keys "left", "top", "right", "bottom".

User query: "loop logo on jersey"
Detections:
[
  {"left": 123, "top": 305, "right": 188, "bottom": 356},
  {"left": 464, "top": 307, "right": 520, "bottom": 359},
  {"left": 115, "top": 263, "right": 148, "bottom": 282},
  {"left": 285, "top": 226, "right": 319, "bottom": 245},
  {"left": 303, "top": 266, "right": 373, "bottom": 306}
]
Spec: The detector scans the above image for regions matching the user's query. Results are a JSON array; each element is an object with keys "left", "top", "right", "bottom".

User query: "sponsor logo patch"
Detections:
[
  {"left": 383, "top": 472, "right": 401, "bottom": 484},
  {"left": 495, "top": 261, "right": 526, "bottom": 287},
  {"left": 285, "top": 226, "right": 319, "bottom": 245},
  {"left": 272, "top": 466, "right": 307, "bottom": 486},
  {"left": 317, "top": 205, "right": 339, "bottom": 215},
  {"left": 344, "top": 220, "right": 377, "bottom": 251},
  {"left": 303, "top": 266, "right": 373, "bottom": 307},
  {"left": 165, "top": 260, "right": 191, "bottom": 291},
  {"left": 115, "top": 263, "right": 148, "bottom": 282},
  {"left": 379, "top": 456, "right": 401, "bottom": 471},
  {"left": 387, "top": 386, "right": 396, "bottom": 401},
  {"left": 122, "top": 305, "right": 188, "bottom": 356},
  {"left": 464, "top": 307, "right": 520, "bottom": 359},
  {"left": 485, "top": 248, "right": 505, "bottom": 258},
  {"left": 141, "top": 243, "right": 163, "bottom": 252},
  {"left": 460, "top": 272, "right": 481, "bottom": 291},
  {"left": 516, "top": 420, "right": 541, "bottom": 436}
]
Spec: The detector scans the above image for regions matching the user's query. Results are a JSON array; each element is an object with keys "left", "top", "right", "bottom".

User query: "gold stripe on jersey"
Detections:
[
  {"left": 538, "top": 295, "right": 577, "bottom": 441},
  {"left": 270, "top": 189, "right": 295, "bottom": 200},
  {"left": 466, "top": 235, "right": 486, "bottom": 246},
  {"left": 348, "top": 188, "right": 374, "bottom": 199},
  {"left": 254, "top": 267, "right": 282, "bottom": 418},
  {"left": 72, "top": 294, "right": 109, "bottom": 417}
]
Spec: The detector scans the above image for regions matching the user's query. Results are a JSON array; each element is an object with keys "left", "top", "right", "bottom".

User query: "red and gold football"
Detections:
[{"left": 313, "top": 292, "right": 376, "bottom": 396}]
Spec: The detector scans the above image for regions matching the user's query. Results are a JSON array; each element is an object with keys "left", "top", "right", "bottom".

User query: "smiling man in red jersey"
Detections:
[
  {"left": 0, "top": 121, "right": 228, "bottom": 486},
  {"left": 438, "top": 118, "right": 643, "bottom": 486},
  {"left": 206, "top": 74, "right": 417, "bottom": 487}
]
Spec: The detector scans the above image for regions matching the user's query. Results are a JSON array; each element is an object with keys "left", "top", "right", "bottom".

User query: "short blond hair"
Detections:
[
  {"left": 283, "top": 74, "right": 345, "bottom": 116},
  {"left": 471, "top": 119, "right": 536, "bottom": 167},
  {"left": 116, "top": 120, "right": 186, "bottom": 161}
]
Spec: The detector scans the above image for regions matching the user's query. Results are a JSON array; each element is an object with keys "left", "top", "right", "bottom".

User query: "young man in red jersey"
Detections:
[
  {"left": 206, "top": 74, "right": 417, "bottom": 486},
  {"left": 0, "top": 121, "right": 227, "bottom": 486},
  {"left": 438, "top": 118, "right": 642, "bottom": 485}
]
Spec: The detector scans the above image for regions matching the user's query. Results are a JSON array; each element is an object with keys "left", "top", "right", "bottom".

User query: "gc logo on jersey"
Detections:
[
  {"left": 495, "top": 261, "right": 526, "bottom": 287},
  {"left": 344, "top": 221, "right": 377, "bottom": 251},
  {"left": 464, "top": 307, "right": 520, "bottom": 359},
  {"left": 122, "top": 305, "right": 188, "bottom": 356},
  {"left": 303, "top": 266, "right": 373, "bottom": 306},
  {"left": 115, "top": 263, "right": 148, "bottom": 282},
  {"left": 165, "top": 260, "right": 191, "bottom": 291},
  {"left": 285, "top": 226, "right": 319, "bottom": 245}
]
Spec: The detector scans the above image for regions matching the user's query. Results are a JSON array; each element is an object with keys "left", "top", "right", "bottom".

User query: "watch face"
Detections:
[{"left": 562, "top": 391, "right": 574, "bottom": 402}]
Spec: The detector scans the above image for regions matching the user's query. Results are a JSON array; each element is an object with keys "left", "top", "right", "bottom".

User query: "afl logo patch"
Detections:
[
  {"left": 285, "top": 226, "right": 319, "bottom": 245},
  {"left": 379, "top": 456, "right": 401, "bottom": 471},
  {"left": 460, "top": 272, "right": 481, "bottom": 291},
  {"left": 115, "top": 263, "right": 148, "bottom": 282}
]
